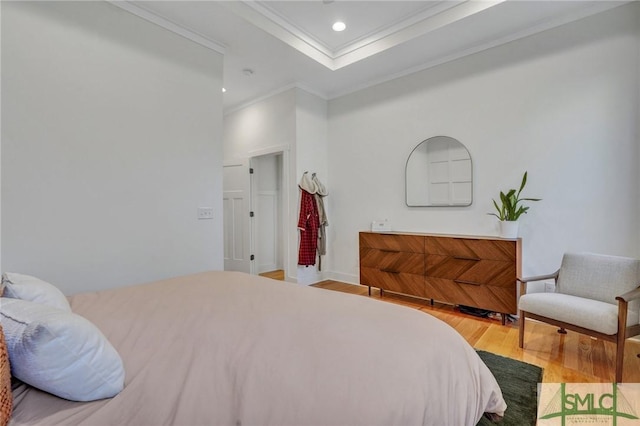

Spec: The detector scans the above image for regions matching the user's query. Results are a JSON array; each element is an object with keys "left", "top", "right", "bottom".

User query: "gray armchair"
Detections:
[{"left": 518, "top": 252, "right": 640, "bottom": 382}]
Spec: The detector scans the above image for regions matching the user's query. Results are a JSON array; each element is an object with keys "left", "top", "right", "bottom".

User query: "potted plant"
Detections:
[{"left": 489, "top": 171, "right": 541, "bottom": 238}]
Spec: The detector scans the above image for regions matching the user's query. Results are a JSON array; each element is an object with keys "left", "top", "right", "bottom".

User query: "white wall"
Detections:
[
  {"left": 1, "top": 1, "right": 224, "bottom": 294},
  {"left": 327, "top": 4, "right": 640, "bottom": 284},
  {"left": 223, "top": 88, "right": 329, "bottom": 284},
  {"left": 295, "top": 90, "right": 329, "bottom": 284},
  {"left": 0, "top": 2, "right": 3, "bottom": 275},
  {"left": 638, "top": 7, "right": 640, "bottom": 251},
  {"left": 224, "top": 90, "right": 296, "bottom": 160},
  {"left": 224, "top": 89, "right": 297, "bottom": 280}
]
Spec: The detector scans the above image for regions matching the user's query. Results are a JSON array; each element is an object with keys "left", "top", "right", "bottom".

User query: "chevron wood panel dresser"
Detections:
[{"left": 359, "top": 231, "right": 522, "bottom": 325}]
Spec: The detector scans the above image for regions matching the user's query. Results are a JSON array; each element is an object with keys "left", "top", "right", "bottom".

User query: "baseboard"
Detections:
[
  {"left": 323, "top": 271, "right": 360, "bottom": 286},
  {"left": 289, "top": 269, "right": 361, "bottom": 286}
]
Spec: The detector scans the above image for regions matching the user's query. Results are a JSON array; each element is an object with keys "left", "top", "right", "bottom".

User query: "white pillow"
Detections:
[
  {"left": 1, "top": 273, "right": 71, "bottom": 312},
  {"left": 0, "top": 297, "right": 125, "bottom": 401}
]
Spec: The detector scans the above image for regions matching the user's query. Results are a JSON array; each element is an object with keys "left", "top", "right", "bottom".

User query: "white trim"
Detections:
[
  {"left": 248, "top": 148, "right": 291, "bottom": 284},
  {"left": 224, "top": 84, "right": 328, "bottom": 116},
  {"left": 295, "top": 83, "right": 329, "bottom": 102},
  {"left": 221, "top": 1, "right": 334, "bottom": 69},
  {"left": 224, "top": 84, "right": 297, "bottom": 116},
  {"left": 225, "top": 0, "right": 503, "bottom": 71},
  {"left": 223, "top": 1, "right": 628, "bottom": 112},
  {"left": 329, "top": 1, "right": 628, "bottom": 100},
  {"left": 107, "top": 1, "right": 226, "bottom": 55},
  {"left": 334, "top": 0, "right": 504, "bottom": 70},
  {"left": 242, "top": 1, "right": 334, "bottom": 59},
  {"left": 331, "top": 1, "right": 461, "bottom": 56},
  {"left": 223, "top": 158, "right": 248, "bottom": 167},
  {"left": 249, "top": 144, "right": 290, "bottom": 158},
  {"left": 325, "top": 271, "right": 360, "bottom": 286}
]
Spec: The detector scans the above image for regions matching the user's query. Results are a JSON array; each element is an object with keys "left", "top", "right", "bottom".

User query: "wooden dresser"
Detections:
[{"left": 359, "top": 231, "right": 521, "bottom": 324}]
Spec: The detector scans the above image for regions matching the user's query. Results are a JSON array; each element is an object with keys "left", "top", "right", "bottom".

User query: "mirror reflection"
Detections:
[{"left": 405, "top": 136, "right": 472, "bottom": 206}]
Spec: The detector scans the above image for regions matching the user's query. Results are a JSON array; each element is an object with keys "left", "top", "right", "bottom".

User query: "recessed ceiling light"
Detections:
[
  {"left": 222, "top": 87, "right": 226, "bottom": 93},
  {"left": 332, "top": 21, "right": 346, "bottom": 32}
]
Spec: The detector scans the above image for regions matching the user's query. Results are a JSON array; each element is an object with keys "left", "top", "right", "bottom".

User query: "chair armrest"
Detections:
[
  {"left": 517, "top": 270, "right": 560, "bottom": 284},
  {"left": 616, "top": 286, "right": 640, "bottom": 303}
]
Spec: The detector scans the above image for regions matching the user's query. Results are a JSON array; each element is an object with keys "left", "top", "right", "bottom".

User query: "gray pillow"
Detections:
[
  {"left": 0, "top": 297, "right": 125, "bottom": 401},
  {"left": 1, "top": 273, "right": 70, "bottom": 311}
]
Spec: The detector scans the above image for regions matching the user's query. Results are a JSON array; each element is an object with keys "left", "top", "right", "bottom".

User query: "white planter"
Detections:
[{"left": 499, "top": 221, "right": 519, "bottom": 239}]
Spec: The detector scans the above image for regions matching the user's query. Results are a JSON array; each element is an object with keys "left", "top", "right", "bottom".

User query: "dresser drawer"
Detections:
[
  {"left": 360, "top": 233, "right": 424, "bottom": 253},
  {"left": 358, "top": 232, "right": 520, "bottom": 320},
  {"left": 424, "top": 236, "right": 516, "bottom": 261},
  {"left": 425, "top": 255, "right": 515, "bottom": 287},
  {"left": 425, "top": 277, "right": 517, "bottom": 314},
  {"left": 360, "top": 248, "right": 424, "bottom": 275},
  {"left": 361, "top": 267, "right": 426, "bottom": 298}
]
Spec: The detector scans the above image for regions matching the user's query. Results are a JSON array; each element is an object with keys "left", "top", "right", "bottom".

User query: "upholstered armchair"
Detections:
[{"left": 518, "top": 252, "right": 640, "bottom": 382}]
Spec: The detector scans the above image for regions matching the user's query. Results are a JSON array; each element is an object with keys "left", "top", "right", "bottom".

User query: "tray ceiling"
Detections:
[{"left": 120, "top": 1, "right": 627, "bottom": 111}]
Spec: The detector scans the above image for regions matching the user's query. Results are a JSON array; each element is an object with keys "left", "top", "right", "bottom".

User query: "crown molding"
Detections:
[
  {"left": 225, "top": 83, "right": 328, "bottom": 116},
  {"left": 221, "top": 1, "right": 335, "bottom": 69},
  {"left": 107, "top": 1, "right": 226, "bottom": 55},
  {"left": 242, "top": 1, "right": 335, "bottom": 59},
  {"left": 223, "top": 0, "right": 505, "bottom": 71},
  {"left": 328, "top": 0, "right": 629, "bottom": 101},
  {"left": 332, "top": 0, "right": 504, "bottom": 70},
  {"left": 330, "top": 1, "right": 461, "bottom": 57}
]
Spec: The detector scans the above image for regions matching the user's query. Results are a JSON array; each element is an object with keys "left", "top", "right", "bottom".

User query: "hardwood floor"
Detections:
[
  {"left": 259, "top": 270, "right": 285, "bottom": 280},
  {"left": 312, "top": 280, "right": 640, "bottom": 383}
]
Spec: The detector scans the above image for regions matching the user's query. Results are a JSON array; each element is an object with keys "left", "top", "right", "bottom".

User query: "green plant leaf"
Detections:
[
  {"left": 488, "top": 171, "right": 541, "bottom": 221},
  {"left": 492, "top": 199, "right": 505, "bottom": 221},
  {"left": 517, "top": 171, "right": 528, "bottom": 198}
]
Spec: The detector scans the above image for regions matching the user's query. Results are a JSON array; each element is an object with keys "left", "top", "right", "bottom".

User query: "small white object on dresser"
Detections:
[{"left": 371, "top": 220, "right": 391, "bottom": 232}]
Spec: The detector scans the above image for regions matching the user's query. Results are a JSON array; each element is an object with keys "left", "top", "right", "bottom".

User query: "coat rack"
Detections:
[{"left": 297, "top": 172, "right": 328, "bottom": 270}]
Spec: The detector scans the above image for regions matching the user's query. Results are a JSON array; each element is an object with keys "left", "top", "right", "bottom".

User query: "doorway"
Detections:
[
  {"left": 251, "top": 153, "right": 284, "bottom": 278},
  {"left": 223, "top": 146, "right": 289, "bottom": 280}
]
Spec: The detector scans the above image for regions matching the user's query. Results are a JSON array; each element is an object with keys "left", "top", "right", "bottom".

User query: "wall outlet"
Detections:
[
  {"left": 197, "top": 207, "right": 214, "bottom": 220},
  {"left": 544, "top": 281, "right": 556, "bottom": 293}
]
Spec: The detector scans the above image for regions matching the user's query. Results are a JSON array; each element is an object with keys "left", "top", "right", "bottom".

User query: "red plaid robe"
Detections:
[{"left": 297, "top": 189, "right": 319, "bottom": 266}]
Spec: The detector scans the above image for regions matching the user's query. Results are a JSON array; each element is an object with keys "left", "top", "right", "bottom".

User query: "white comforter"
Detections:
[{"left": 11, "top": 271, "right": 505, "bottom": 425}]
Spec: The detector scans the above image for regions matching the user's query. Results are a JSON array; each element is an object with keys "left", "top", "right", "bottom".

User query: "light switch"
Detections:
[{"left": 197, "top": 207, "right": 214, "bottom": 220}]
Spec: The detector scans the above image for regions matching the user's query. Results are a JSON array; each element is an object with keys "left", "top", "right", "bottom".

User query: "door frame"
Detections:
[{"left": 249, "top": 145, "right": 291, "bottom": 281}]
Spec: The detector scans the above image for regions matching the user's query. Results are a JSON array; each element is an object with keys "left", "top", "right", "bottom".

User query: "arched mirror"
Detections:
[{"left": 405, "top": 136, "right": 472, "bottom": 206}]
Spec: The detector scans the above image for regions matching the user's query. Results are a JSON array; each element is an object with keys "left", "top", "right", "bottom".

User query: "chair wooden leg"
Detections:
[
  {"left": 616, "top": 299, "right": 629, "bottom": 383},
  {"left": 518, "top": 311, "right": 525, "bottom": 348},
  {"left": 615, "top": 336, "right": 625, "bottom": 383}
]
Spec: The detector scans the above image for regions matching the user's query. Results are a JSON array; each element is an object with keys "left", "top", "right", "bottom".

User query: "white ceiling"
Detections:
[{"left": 119, "top": 1, "right": 626, "bottom": 112}]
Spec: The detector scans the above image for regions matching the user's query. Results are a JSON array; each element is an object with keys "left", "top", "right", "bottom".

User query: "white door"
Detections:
[
  {"left": 223, "top": 159, "right": 252, "bottom": 273},
  {"left": 252, "top": 154, "right": 282, "bottom": 274}
]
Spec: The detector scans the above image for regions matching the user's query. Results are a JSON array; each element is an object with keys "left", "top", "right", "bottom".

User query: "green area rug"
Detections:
[{"left": 476, "top": 350, "right": 543, "bottom": 426}]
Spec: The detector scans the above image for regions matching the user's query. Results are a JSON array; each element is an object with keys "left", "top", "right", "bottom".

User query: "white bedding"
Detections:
[{"left": 10, "top": 271, "right": 506, "bottom": 425}]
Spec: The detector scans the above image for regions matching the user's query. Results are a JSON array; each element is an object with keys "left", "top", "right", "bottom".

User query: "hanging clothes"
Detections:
[
  {"left": 297, "top": 173, "right": 320, "bottom": 266},
  {"left": 312, "top": 173, "right": 329, "bottom": 271}
]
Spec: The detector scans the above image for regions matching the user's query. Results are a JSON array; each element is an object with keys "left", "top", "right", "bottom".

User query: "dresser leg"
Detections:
[
  {"left": 501, "top": 314, "right": 506, "bottom": 326},
  {"left": 430, "top": 299, "right": 434, "bottom": 306},
  {"left": 380, "top": 289, "right": 384, "bottom": 298},
  {"left": 368, "top": 286, "right": 371, "bottom": 296}
]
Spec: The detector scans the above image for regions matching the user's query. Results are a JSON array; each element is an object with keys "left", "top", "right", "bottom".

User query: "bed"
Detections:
[{"left": 3, "top": 271, "right": 506, "bottom": 425}]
